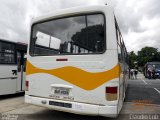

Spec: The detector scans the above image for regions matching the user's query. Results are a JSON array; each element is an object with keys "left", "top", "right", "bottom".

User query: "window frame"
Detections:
[
  {"left": 115, "top": 18, "right": 128, "bottom": 64},
  {"left": 0, "top": 40, "right": 17, "bottom": 65},
  {"left": 29, "top": 12, "right": 106, "bottom": 57}
]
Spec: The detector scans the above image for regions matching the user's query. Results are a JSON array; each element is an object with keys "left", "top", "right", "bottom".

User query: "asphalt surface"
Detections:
[
  {"left": 0, "top": 74, "right": 160, "bottom": 120},
  {"left": 125, "top": 75, "right": 160, "bottom": 105}
]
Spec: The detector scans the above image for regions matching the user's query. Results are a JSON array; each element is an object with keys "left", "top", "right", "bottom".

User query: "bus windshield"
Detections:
[{"left": 30, "top": 13, "right": 105, "bottom": 56}]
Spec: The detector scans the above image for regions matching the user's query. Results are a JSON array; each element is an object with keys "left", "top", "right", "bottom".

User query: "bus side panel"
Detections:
[
  {"left": 118, "top": 62, "right": 124, "bottom": 113},
  {"left": 0, "top": 65, "right": 17, "bottom": 95}
]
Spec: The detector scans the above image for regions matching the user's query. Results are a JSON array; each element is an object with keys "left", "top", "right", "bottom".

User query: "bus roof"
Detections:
[
  {"left": 0, "top": 38, "right": 17, "bottom": 44},
  {"left": 0, "top": 38, "right": 28, "bottom": 52},
  {"left": 31, "top": 4, "right": 113, "bottom": 25}
]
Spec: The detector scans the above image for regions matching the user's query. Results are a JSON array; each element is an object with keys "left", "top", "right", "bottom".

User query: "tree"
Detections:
[
  {"left": 137, "top": 47, "right": 159, "bottom": 67},
  {"left": 128, "top": 47, "right": 160, "bottom": 69},
  {"left": 128, "top": 51, "right": 137, "bottom": 68}
]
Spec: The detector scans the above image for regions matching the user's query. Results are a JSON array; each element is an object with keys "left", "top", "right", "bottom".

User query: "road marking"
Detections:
[
  {"left": 154, "top": 88, "right": 160, "bottom": 94},
  {"left": 141, "top": 78, "right": 147, "bottom": 84}
]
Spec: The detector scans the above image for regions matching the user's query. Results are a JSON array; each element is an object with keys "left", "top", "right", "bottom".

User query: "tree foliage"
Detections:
[
  {"left": 128, "top": 51, "right": 137, "bottom": 69},
  {"left": 137, "top": 47, "right": 160, "bottom": 67},
  {"left": 128, "top": 47, "right": 160, "bottom": 68}
]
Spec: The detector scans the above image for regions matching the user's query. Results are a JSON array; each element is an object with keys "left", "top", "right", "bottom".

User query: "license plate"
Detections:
[
  {"left": 49, "top": 101, "right": 72, "bottom": 108},
  {"left": 54, "top": 88, "right": 69, "bottom": 96}
]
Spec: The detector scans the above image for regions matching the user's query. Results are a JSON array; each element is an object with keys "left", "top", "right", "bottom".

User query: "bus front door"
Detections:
[{"left": 17, "top": 51, "right": 25, "bottom": 92}]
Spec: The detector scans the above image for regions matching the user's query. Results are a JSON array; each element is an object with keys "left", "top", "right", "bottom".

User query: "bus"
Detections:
[
  {"left": 144, "top": 62, "right": 160, "bottom": 79},
  {"left": 25, "top": 4, "right": 128, "bottom": 117},
  {"left": 0, "top": 39, "right": 27, "bottom": 95}
]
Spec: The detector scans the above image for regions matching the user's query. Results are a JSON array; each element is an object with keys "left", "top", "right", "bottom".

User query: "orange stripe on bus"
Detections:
[{"left": 26, "top": 61, "right": 120, "bottom": 90}]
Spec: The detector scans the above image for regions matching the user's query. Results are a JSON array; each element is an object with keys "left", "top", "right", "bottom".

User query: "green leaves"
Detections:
[
  {"left": 128, "top": 51, "right": 137, "bottom": 69},
  {"left": 128, "top": 47, "right": 160, "bottom": 68}
]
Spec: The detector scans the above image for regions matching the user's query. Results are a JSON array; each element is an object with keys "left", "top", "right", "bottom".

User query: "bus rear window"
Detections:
[{"left": 30, "top": 13, "right": 105, "bottom": 56}]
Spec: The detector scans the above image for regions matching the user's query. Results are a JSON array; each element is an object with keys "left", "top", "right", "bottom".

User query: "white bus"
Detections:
[
  {"left": 0, "top": 39, "right": 27, "bottom": 95},
  {"left": 25, "top": 4, "right": 128, "bottom": 117}
]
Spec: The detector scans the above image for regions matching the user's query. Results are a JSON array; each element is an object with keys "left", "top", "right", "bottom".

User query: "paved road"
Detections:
[
  {"left": 125, "top": 75, "right": 160, "bottom": 105},
  {"left": 0, "top": 75, "right": 160, "bottom": 120}
]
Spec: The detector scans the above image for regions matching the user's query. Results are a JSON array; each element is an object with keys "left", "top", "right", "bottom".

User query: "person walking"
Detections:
[
  {"left": 147, "top": 68, "right": 152, "bottom": 79},
  {"left": 130, "top": 69, "right": 134, "bottom": 80},
  {"left": 134, "top": 69, "right": 138, "bottom": 79},
  {"left": 152, "top": 69, "right": 155, "bottom": 79}
]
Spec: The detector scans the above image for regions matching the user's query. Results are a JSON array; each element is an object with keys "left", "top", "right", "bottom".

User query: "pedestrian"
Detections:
[
  {"left": 130, "top": 69, "right": 134, "bottom": 80},
  {"left": 152, "top": 69, "right": 155, "bottom": 79},
  {"left": 147, "top": 68, "right": 151, "bottom": 79},
  {"left": 134, "top": 69, "right": 138, "bottom": 79}
]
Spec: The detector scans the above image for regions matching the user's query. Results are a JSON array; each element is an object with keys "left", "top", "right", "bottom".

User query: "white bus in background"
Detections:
[
  {"left": 25, "top": 4, "right": 128, "bottom": 118},
  {"left": 0, "top": 39, "right": 27, "bottom": 95}
]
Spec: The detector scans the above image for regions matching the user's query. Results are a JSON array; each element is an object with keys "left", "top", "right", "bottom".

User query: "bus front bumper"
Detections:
[{"left": 25, "top": 95, "right": 118, "bottom": 118}]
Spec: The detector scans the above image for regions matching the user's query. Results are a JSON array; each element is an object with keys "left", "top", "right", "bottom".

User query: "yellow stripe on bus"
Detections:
[{"left": 26, "top": 61, "right": 120, "bottom": 90}]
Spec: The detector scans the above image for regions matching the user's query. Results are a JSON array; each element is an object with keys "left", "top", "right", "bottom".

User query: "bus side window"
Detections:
[
  {"left": 0, "top": 41, "right": 16, "bottom": 64},
  {"left": 118, "top": 44, "right": 123, "bottom": 62},
  {"left": 116, "top": 29, "right": 123, "bottom": 62},
  {"left": 115, "top": 18, "right": 124, "bottom": 63}
]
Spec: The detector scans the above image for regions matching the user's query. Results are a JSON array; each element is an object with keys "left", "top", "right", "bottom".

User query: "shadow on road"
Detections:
[
  {"left": 18, "top": 109, "right": 122, "bottom": 120},
  {"left": 0, "top": 92, "right": 25, "bottom": 100},
  {"left": 14, "top": 108, "right": 137, "bottom": 120}
]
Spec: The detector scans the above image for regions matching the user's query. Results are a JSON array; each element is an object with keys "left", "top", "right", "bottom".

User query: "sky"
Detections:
[{"left": 0, "top": 0, "right": 160, "bottom": 52}]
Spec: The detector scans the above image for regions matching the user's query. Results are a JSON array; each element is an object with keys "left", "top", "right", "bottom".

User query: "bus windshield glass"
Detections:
[{"left": 30, "top": 13, "right": 105, "bottom": 56}]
